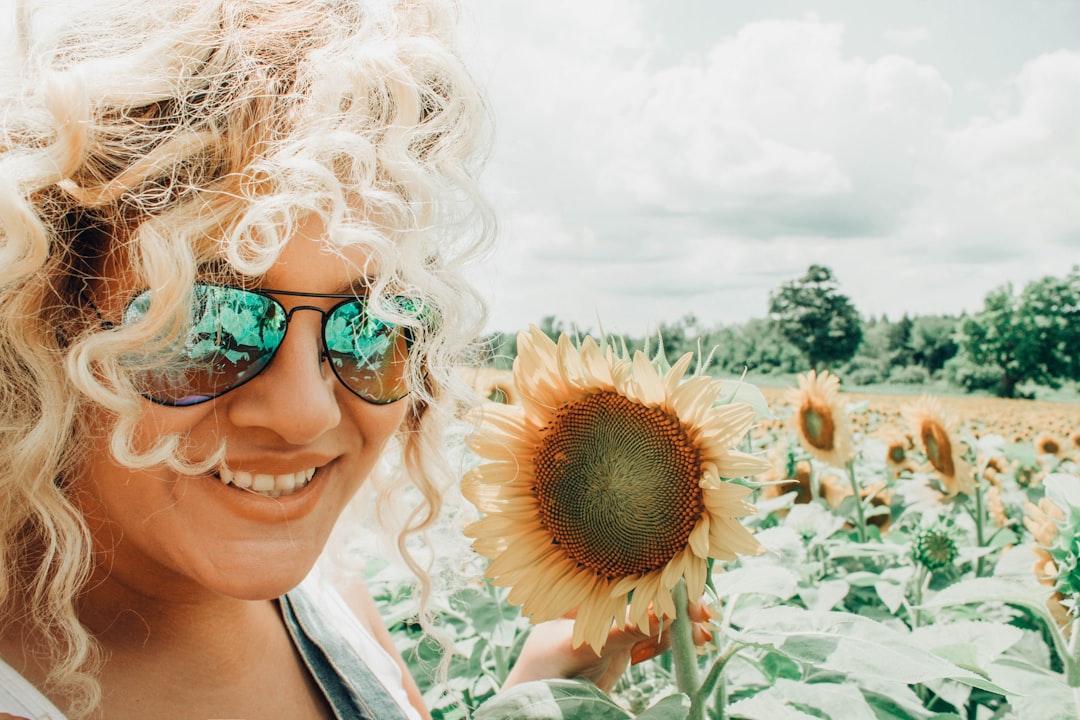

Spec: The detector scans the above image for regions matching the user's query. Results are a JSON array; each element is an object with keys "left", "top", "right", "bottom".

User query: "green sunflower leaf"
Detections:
[
  {"left": 634, "top": 693, "right": 690, "bottom": 719},
  {"left": 732, "top": 606, "right": 1005, "bottom": 691},
  {"left": 473, "top": 679, "right": 634, "bottom": 720},
  {"left": 718, "top": 379, "right": 774, "bottom": 419},
  {"left": 987, "top": 657, "right": 1080, "bottom": 720},
  {"left": 727, "top": 679, "right": 877, "bottom": 720}
]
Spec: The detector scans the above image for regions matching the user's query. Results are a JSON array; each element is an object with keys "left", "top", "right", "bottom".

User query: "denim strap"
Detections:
[{"left": 280, "top": 588, "right": 412, "bottom": 720}]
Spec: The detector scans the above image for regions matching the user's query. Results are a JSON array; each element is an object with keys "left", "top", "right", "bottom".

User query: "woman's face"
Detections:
[{"left": 76, "top": 215, "right": 410, "bottom": 603}]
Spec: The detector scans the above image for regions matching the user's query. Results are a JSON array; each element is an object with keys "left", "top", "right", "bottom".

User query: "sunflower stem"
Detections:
[
  {"left": 714, "top": 674, "right": 726, "bottom": 720},
  {"left": 972, "top": 480, "right": 987, "bottom": 577},
  {"left": 846, "top": 460, "right": 868, "bottom": 543},
  {"left": 695, "top": 642, "right": 741, "bottom": 718},
  {"left": 910, "top": 565, "right": 929, "bottom": 629},
  {"left": 1066, "top": 620, "right": 1080, "bottom": 687},
  {"left": 671, "top": 579, "right": 703, "bottom": 718}
]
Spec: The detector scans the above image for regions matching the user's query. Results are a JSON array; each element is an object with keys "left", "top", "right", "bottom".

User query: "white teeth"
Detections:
[
  {"left": 252, "top": 473, "right": 275, "bottom": 492},
  {"left": 217, "top": 467, "right": 317, "bottom": 497}
]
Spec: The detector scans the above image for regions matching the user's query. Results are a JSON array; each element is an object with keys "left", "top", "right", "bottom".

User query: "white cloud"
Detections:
[{"left": 462, "top": 3, "right": 1079, "bottom": 334}]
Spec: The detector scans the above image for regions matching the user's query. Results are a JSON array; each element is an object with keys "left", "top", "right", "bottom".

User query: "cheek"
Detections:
[
  {"left": 343, "top": 398, "right": 410, "bottom": 464},
  {"left": 75, "top": 404, "right": 217, "bottom": 511}
]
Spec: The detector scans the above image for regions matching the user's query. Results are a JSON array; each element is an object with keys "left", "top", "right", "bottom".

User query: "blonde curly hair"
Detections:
[{"left": 0, "top": 0, "right": 492, "bottom": 715}]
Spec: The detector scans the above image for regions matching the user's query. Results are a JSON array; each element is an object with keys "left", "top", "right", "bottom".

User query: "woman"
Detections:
[{"left": 0, "top": 1, "right": 685, "bottom": 718}]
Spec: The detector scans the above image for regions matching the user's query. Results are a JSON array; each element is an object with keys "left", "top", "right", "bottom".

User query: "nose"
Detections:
[{"left": 225, "top": 308, "right": 341, "bottom": 445}]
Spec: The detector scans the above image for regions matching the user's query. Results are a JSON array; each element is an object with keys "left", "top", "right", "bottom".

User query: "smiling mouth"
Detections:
[{"left": 216, "top": 467, "right": 317, "bottom": 498}]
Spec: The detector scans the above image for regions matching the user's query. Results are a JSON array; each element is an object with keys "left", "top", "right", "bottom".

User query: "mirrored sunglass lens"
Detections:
[
  {"left": 324, "top": 300, "right": 412, "bottom": 403},
  {"left": 122, "top": 286, "right": 286, "bottom": 406}
]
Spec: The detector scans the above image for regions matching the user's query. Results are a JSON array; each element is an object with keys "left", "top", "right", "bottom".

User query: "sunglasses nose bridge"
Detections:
[
  {"left": 281, "top": 304, "right": 332, "bottom": 360},
  {"left": 282, "top": 304, "right": 329, "bottom": 322}
]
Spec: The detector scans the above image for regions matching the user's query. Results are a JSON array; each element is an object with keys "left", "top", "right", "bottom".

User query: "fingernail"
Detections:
[{"left": 631, "top": 645, "right": 656, "bottom": 665}]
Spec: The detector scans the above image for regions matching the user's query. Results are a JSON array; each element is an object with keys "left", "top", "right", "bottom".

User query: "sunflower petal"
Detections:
[
  {"left": 663, "top": 352, "right": 694, "bottom": 396},
  {"left": 631, "top": 351, "right": 664, "bottom": 406},
  {"left": 688, "top": 517, "right": 710, "bottom": 558}
]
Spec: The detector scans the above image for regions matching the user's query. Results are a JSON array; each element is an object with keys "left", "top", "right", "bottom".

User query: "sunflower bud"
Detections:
[{"left": 913, "top": 525, "right": 959, "bottom": 572}]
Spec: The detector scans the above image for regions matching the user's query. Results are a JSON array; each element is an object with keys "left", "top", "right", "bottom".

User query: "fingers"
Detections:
[
  {"left": 688, "top": 598, "right": 713, "bottom": 624},
  {"left": 614, "top": 598, "right": 716, "bottom": 668}
]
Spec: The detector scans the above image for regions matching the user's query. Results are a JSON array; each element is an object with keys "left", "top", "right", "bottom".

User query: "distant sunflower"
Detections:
[
  {"left": 886, "top": 439, "right": 908, "bottom": 466},
  {"left": 987, "top": 485, "right": 1009, "bottom": 528},
  {"left": 462, "top": 327, "right": 769, "bottom": 652},
  {"left": 820, "top": 475, "right": 892, "bottom": 531},
  {"left": 1035, "top": 435, "right": 1062, "bottom": 457},
  {"left": 983, "top": 455, "right": 1010, "bottom": 486},
  {"left": 788, "top": 370, "right": 853, "bottom": 469},
  {"left": 903, "top": 395, "right": 975, "bottom": 497},
  {"left": 884, "top": 434, "right": 913, "bottom": 479}
]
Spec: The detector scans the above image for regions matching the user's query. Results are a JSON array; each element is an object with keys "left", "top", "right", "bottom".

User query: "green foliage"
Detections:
[
  {"left": 909, "top": 316, "right": 960, "bottom": 373},
  {"left": 958, "top": 266, "right": 1080, "bottom": 397},
  {"left": 767, "top": 264, "right": 863, "bottom": 371},
  {"left": 705, "top": 318, "right": 804, "bottom": 375},
  {"left": 944, "top": 353, "right": 1005, "bottom": 393},
  {"left": 478, "top": 268, "right": 1080, "bottom": 399}
]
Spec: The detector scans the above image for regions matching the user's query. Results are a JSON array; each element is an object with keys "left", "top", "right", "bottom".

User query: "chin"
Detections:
[{"left": 195, "top": 541, "right": 324, "bottom": 601}]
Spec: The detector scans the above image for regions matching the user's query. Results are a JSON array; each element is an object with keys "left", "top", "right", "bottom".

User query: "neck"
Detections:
[{"left": 79, "top": 560, "right": 287, "bottom": 680}]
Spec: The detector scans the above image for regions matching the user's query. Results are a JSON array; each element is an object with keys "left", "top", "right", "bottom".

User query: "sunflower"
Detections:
[
  {"left": 460, "top": 366, "right": 519, "bottom": 405},
  {"left": 1035, "top": 434, "right": 1061, "bottom": 457},
  {"left": 820, "top": 475, "right": 892, "bottom": 531},
  {"left": 883, "top": 434, "right": 914, "bottom": 479},
  {"left": 902, "top": 395, "right": 975, "bottom": 497},
  {"left": 759, "top": 442, "right": 813, "bottom": 506},
  {"left": 987, "top": 484, "right": 1009, "bottom": 528},
  {"left": 788, "top": 370, "right": 853, "bottom": 469},
  {"left": 462, "top": 327, "right": 769, "bottom": 652}
]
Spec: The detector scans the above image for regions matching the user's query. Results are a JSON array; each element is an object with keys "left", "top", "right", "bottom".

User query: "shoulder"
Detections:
[{"left": 295, "top": 569, "right": 430, "bottom": 720}]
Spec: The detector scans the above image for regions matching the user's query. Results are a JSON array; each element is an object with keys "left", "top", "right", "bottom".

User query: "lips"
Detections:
[{"left": 217, "top": 466, "right": 317, "bottom": 498}]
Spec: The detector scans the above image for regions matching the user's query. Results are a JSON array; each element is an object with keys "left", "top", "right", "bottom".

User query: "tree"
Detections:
[
  {"left": 909, "top": 315, "right": 959, "bottom": 373},
  {"left": 885, "top": 314, "right": 914, "bottom": 367},
  {"left": 537, "top": 315, "right": 566, "bottom": 343},
  {"left": 768, "top": 264, "right": 863, "bottom": 371},
  {"left": 958, "top": 267, "right": 1080, "bottom": 398}
]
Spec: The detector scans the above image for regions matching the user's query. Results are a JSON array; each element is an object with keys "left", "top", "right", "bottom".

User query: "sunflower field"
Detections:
[{"left": 365, "top": 338, "right": 1080, "bottom": 720}]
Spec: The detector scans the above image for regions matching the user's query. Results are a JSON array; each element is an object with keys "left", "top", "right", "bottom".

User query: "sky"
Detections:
[{"left": 457, "top": 0, "right": 1080, "bottom": 336}]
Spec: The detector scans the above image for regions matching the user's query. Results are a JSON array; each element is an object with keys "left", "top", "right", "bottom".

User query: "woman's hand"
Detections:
[{"left": 502, "top": 600, "right": 713, "bottom": 694}]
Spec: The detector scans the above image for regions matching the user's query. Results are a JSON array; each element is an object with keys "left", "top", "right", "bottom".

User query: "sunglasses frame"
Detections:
[{"left": 94, "top": 283, "right": 420, "bottom": 407}]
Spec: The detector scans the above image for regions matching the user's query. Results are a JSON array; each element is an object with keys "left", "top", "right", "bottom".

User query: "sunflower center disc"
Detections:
[
  {"left": 533, "top": 391, "right": 704, "bottom": 579},
  {"left": 799, "top": 400, "right": 835, "bottom": 451},
  {"left": 921, "top": 421, "right": 955, "bottom": 477}
]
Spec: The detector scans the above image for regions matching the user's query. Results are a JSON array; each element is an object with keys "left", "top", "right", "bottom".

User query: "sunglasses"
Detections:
[{"left": 100, "top": 283, "right": 422, "bottom": 407}]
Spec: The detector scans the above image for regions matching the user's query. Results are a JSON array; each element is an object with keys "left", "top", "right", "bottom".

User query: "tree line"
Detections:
[{"left": 480, "top": 264, "right": 1080, "bottom": 399}]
